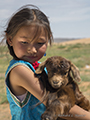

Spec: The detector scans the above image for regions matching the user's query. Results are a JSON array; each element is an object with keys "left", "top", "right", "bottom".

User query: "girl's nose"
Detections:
[{"left": 27, "top": 45, "right": 37, "bottom": 55}]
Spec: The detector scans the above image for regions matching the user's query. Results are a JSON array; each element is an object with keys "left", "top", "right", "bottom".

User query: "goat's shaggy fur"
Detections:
[{"left": 35, "top": 56, "right": 90, "bottom": 120}]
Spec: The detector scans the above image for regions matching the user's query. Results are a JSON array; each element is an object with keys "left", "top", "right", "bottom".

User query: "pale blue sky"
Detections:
[{"left": 0, "top": 0, "right": 90, "bottom": 38}]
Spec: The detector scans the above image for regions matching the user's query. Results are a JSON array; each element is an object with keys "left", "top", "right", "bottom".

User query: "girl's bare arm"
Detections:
[
  {"left": 62, "top": 105, "right": 90, "bottom": 120},
  {"left": 68, "top": 105, "right": 90, "bottom": 120},
  {"left": 9, "top": 65, "right": 45, "bottom": 102}
]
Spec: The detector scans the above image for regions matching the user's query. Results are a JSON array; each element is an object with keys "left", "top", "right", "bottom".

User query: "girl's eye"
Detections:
[
  {"left": 21, "top": 41, "right": 28, "bottom": 45},
  {"left": 37, "top": 42, "right": 45, "bottom": 45}
]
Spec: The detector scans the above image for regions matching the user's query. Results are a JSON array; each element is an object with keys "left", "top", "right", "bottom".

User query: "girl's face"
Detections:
[{"left": 9, "top": 25, "right": 48, "bottom": 63}]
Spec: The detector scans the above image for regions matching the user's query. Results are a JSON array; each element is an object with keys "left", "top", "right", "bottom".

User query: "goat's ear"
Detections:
[
  {"left": 35, "top": 61, "right": 46, "bottom": 74},
  {"left": 70, "top": 62, "right": 81, "bottom": 82}
]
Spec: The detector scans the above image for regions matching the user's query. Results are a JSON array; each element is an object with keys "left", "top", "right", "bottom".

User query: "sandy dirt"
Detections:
[
  {"left": 0, "top": 38, "right": 90, "bottom": 120},
  {"left": 0, "top": 103, "right": 11, "bottom": 120}
]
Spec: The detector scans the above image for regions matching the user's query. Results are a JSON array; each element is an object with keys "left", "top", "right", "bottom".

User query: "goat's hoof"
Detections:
[
  {"left": 41, "top": 117, "right": 53, "bottom": 120},
  {"left": 42, "top": 118, "right": 49, "bottom": 120},
  {"left": 41, "top": 113, "right": 54, "bottom": 120}
]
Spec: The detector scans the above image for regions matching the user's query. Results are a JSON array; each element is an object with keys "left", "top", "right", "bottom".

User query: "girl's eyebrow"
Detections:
[
  {"left": 20, "top": 36, "right": 28, "bottom": 38},
  {"left": 39, "top": 37, "right": 47, "bottom": 41},
  {"left": 20, "top": 36, "right": 32, "bottom": 41},
  {"left": 20, "top": 36, "right": 47, "bottom": 42}
]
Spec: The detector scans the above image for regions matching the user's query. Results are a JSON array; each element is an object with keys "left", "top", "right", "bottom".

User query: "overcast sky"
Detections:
[{"left": 0, "top": 0, "right": 90, "bottom": 38}]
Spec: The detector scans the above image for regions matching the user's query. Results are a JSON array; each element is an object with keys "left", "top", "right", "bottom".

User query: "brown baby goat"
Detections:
[{"left": 35, "top": 56, "right": 90, "bottom": 120}]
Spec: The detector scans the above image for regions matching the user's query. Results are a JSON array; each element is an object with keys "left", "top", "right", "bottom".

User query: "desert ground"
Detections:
[{"left": 0, "top": 38, "right": 90, "bottom": 120}]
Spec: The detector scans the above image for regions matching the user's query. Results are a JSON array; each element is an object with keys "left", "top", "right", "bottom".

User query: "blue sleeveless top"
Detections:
[{"left": 5, "top": 59, "right": 46, "bottom": 120}]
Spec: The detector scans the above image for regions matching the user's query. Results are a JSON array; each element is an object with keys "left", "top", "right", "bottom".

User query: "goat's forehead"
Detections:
[{"left": 47, "top": 57, "right": 70, "bottom": 68}]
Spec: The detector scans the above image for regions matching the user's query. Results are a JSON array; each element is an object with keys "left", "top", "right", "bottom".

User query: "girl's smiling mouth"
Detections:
[{"left": 27, "top": 55, "right": 37, "bottom": 59}]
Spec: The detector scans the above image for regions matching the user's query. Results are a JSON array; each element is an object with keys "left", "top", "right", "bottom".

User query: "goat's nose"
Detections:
[{"left": 53, "top": 80, "right": 59, "bottom": 84}]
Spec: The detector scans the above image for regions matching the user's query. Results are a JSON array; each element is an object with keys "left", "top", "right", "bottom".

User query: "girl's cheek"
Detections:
[
  {"left": 13, "top": 48, "right": 24, "bottom": 58},
  {"left": 39, "top": 46, "right": 47, "bottom": 54},
  {"left": 42, "top": 43, "right": 48, "bottom": 51}
]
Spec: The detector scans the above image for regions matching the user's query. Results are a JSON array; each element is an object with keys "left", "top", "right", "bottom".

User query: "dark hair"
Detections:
[{"left": 5, "top": 4, "right": 53, "bottom": 59}]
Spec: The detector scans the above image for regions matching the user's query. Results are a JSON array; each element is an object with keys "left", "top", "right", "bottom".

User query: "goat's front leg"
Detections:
[
  {"left": 41, "top": 99, "right": 59, "bottom": 120},
  {"left": 41, "top": 99, "right": 71, "bottom": 120}
]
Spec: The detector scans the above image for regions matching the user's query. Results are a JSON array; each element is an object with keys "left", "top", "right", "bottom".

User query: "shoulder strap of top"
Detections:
[{"left": 5, "top": 59, "right": 36, "bottom": 78}]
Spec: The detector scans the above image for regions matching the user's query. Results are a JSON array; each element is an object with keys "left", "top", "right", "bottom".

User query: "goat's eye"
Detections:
[
  {"left": 64, "top": 72, "right": 67, "bottom": 75},
  {"left": 61, "top": 64, "right": 64, "bottom": 68}
]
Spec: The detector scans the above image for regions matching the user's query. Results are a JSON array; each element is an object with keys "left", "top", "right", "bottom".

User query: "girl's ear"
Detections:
[
  {"left": 35, "top": 61, "right": 46, "bottom": 74},
  {"left": 6, "top": 34, "right": 12, "bottom": 46},
  {"left": 70, "top": 62, "right": 81, "bottom": 82}
]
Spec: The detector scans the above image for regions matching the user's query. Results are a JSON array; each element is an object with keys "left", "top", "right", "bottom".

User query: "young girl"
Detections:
[{"left": 3, "top": 4, "right": 90, "bottom": 120}]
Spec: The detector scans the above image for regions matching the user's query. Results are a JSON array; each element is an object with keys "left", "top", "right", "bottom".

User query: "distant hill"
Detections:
[
  {"left": 54, "top": 38, "right": 83, "bottom": 43},
  {"left": 53, "top": 38, "right": 90, "bottom": 44}
]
